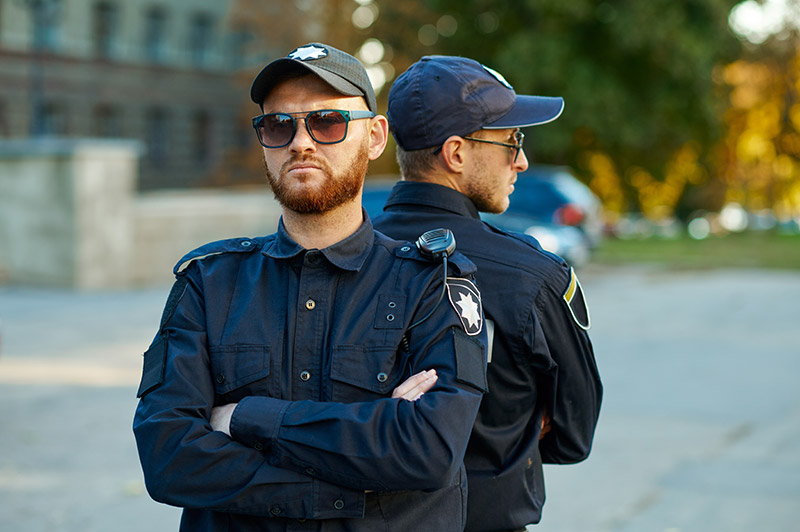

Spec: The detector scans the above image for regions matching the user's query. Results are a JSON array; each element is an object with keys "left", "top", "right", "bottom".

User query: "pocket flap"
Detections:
[
  {"left": 330, "top": 346, "right": 401, "bottom": 394},
  {"left": 209, "top": 345, "right": 270, "bottom": 394}
]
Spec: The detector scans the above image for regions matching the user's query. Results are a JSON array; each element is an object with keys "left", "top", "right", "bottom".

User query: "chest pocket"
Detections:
[
  {"left": 330, "top": 346, "right": 404, "bottom": 402},
  {"left": 209, "top": 345, "right": 271, "bottom": 400}
]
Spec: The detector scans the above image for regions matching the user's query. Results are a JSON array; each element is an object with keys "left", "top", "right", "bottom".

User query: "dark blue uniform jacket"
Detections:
[
  {"left": 133, "top": 216, "right": 487, "bottom": 531},
  {"left": 374, "top": 181, "right": 603, "bottom": 531}
]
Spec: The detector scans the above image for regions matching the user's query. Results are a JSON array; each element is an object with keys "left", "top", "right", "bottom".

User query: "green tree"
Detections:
[{"left": 367, "top": 0, "right": 744, "bottom": 219}]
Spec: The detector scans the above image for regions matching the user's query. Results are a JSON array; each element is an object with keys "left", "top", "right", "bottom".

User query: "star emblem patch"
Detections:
[
  {"left": 289, "top": 45, "right": 328, "bottom": 61},
  {"left": 446, "top": 277, "right": 483, "bottom": 336}
]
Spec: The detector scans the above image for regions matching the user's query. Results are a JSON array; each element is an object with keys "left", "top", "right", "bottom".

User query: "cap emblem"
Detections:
[
  {"left": 289, "top": 45, "right": 328, "bottom": 61},
  {"left": 482, "top": 64, "right": 513, "bottom": 89}
]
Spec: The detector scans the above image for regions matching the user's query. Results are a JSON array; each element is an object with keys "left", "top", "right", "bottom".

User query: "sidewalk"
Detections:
[{"left": 1, "top": 265, "right": 799, "bottom": 531}]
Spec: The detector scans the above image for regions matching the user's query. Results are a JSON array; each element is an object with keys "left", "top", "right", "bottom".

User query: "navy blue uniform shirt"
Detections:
[
  {"left": 133, "top": 215, "right": 487, "bottom": 531},
  {"left": 374, "top": 181, "right": 602, "bottom": 531}
]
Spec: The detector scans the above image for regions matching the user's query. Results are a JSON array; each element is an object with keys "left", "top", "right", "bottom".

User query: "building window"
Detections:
[
  {"left": 144, "top": 7, "right": 167, "bottom": 63},
  {"left": 38, "top": 101, "right": 68, "bottom": 136},
  {"left": 31, "top": 0, "right": 62, "bottom": 51},
  {"left": 191, "top": 110, "right": 212, "bottom": 163},
  {"left": 0, "top": 100, "right": 9, "bottom": 137},
  {"left": 93, "top": 2, "right": 118, "bottom": 59},
  {"left": 188, "top": 13, "right": 214, "bottom": 68},
  {"left": 145, "top": 108, "right": 169, "bottom": 165},
  {"left": 228, "top": 28, "right": 253, "bottom": 69},
  {"left": 93, "top": 104, "right": 121, "bottom": 138}
]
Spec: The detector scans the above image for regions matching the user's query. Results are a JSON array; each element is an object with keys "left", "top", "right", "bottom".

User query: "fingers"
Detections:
[
  {"left": 391, "top": 369, "right": 438, "bottom": 401},
  {"left": 539, "top": 411, "right": 552, "bottom": 439}
]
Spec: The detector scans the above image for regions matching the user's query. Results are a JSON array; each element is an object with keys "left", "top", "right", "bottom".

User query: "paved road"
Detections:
[{"left": 1, "top": 265, "right": 798, "bottom": 531}]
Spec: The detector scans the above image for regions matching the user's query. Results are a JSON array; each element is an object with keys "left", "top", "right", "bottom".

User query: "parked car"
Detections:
[
  {"left": 363, "top": 166, "right": 603, "bottom": 266},
  {"left": 480, "top": 165, "right": 604, "bottom": 266},
  {"left": 362, "top": 178, "right": 396, "bottom": 220}
]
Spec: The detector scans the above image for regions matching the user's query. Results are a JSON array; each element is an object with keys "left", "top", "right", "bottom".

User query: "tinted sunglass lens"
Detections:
[
  {"left": 307, "top": 111, "right": 347, "bottom": 143},
  {"left": 260, "top": 114, "right": 294, "bottom": 147}
]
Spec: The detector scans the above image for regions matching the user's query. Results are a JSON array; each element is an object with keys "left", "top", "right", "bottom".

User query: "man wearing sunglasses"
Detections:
[
  {"left": 134, "top": 44, "right": 488, "bottom": 531},
  {"left": 373, "top": 56, "right": 603, "bottom": 532}
]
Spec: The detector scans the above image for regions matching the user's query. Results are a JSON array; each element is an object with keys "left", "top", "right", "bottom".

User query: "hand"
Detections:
[
  {"left": 210, "top": 403, "right": 237, "bottom": 436},
  {"left": 540, "top": 409, "right": 552, "bottom": 440},
  {"left": 392, "top": 369, "right": 437, "bottom": 401}
]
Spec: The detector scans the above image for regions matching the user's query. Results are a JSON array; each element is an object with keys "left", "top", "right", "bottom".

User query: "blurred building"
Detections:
[{"left": 0, "top": 0, "right": 262, "bottom": 189}]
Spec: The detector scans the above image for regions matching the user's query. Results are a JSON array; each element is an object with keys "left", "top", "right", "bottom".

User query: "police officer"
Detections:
[
  {"left": 133, "top": 44, "right": 488, "bottom": 531},
  {"left": 373, "top": 56, "right": 603, "bottom": 531}
]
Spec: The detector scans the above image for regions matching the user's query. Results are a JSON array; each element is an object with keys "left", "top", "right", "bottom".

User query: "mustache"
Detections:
[{"left": 280, "top": 154, "right": 329, "bottom": 175}]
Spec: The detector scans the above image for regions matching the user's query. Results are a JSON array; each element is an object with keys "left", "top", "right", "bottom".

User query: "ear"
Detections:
[
  {"left": 367, "top": 115, "right": 389, "bottom": 161},
  {"left": 440, "top": 135, "right": 468, "bottom": 173}
]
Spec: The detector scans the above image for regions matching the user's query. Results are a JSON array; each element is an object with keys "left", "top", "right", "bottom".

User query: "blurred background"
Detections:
[
  {"left": 1, "top": 1, "right": 799, "bottom": 531},
  {"left": 0, "top": 0, "right": 799, "bottom": 287}
]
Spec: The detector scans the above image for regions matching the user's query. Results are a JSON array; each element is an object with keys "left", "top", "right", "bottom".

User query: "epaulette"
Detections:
[
  {"left": 446, "top": 251, "right": 476, "bottom": 277},
  {"left": 490, "top": 225, "right": 568, "bottom": 267},
  {"left": 173, "top": 237, "right": 260, "bottom": 276},
  {"left": 388, "top": 239, "right": 477, "bottom": 278}
]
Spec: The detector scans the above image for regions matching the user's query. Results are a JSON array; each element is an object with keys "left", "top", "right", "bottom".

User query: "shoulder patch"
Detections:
[
  {"left": 446, "top": 277, "right": 483, "bottom": 336},
  {"left": 563, "top": 268, "right": 591, "bottom": 330},
  {"left": 174, "top": 237, "right": 259, "bottom": 275}
]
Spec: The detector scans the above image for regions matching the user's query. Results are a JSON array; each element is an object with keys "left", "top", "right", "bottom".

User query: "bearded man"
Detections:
[{"left": 133, "top": 43, "right": 488, "bottom": 532}]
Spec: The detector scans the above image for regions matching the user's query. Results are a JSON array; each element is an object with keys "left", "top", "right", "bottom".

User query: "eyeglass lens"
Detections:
[{"left": 256, "top": 111, "right": 349, "bottom": 147}]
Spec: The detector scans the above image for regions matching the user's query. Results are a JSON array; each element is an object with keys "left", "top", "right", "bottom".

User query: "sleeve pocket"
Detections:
[
  {"left": 209, "top": 345, "right": 271, "bottom": 395},
  {"left": 453, "top": 328, "right": 488, "bottom": 393},
  {"left": 137, "top": 335, "right": 167, "bottom": 398}
]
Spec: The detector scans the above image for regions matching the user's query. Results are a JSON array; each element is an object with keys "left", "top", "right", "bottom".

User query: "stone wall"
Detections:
[{"left": 0, "top": 139, "right": 281, "bottom": 289}]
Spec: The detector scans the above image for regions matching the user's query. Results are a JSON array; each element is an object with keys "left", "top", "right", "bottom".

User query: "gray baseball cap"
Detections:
[{"left": 250, "top": 43, "right": 377, "bottom": 113}]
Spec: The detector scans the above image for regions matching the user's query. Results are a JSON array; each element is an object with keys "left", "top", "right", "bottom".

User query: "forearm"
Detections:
[
  {"left": 536, "top": 292, "right": 603, "bottom": 463},
  {"left": 231, "top": 383, "right": 481, "bottom": 491},
  {"left": 133, "top": 407, "right": 365, "bottom": 518}
]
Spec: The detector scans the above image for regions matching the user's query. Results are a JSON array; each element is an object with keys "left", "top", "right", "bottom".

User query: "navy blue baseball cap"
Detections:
[
  {"left": 250, "top": 43, "right": 377, "bottom": 113},
  {"left": 388, "top": 55, "right": 564, "bottom": 151}
]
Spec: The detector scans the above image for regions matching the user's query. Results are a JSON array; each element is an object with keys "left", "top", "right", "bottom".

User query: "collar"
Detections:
[
  {"left": 262, "top": 211, "right": 375, "bottom": 271},
  {"left": 383, "top": 181, "right": 480, "bottom": 219}
]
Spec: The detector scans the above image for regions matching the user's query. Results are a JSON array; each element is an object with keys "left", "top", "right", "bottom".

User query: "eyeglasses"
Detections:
[
  {"left": 462, "top": 130, "right": 525, "bottom": 162},
  {"left": 252, "top": 109, "right": 376, "bottom": 148}
]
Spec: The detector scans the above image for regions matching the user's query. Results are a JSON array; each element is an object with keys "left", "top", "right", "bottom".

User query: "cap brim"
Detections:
[
  {"left": 250, "top": 58, "right": 364, "bottom": 106},
  {"left": 484, "top": 95, "right": 564, "bottom": 129}
]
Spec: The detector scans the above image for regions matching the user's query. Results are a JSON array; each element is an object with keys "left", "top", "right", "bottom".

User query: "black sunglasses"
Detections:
[
  {"left": 252, "top": 109, "right": 376, "bottom": 148},
  {"left": 462, "top": 130, "right": 525, "bottom": 162}
]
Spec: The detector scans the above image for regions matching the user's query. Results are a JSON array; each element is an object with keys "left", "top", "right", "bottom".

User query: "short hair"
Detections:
[
  {"left": 395, "top": 145, "right": 439, "bottom": 181},
  {"left": 395, "top": 129, "right": 489, "bottom": 181}
]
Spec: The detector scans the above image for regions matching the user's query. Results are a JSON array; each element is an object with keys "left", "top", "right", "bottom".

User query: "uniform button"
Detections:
[
  {"left": 215, "top": 373, "right": 225, "bottom": 384},
  {"left": 270, "top": 507, "right": 282, "bottom": 515},
  {"left": 299, "top": 371, "right": 311, "bottom": 381},
  {"left": 254, "top": 442, "right": 264, "bottom": 451},
  {"left": 240, "top": 240, "right": 252, "bottom": 247},
  {"left": 401, "top": 245, "right": 411, "bottom": 252},
  {"left": 305, "top": 467, "right": 315, "bottom": 476},
  {"left": 305, "top": 299, "right": 316, "bottom": 310},
  {"left": 376, "top": 372, "right": 388, "bottom": 383},
  {"left": 333, "top": 499, "right": 345, "bottom": 510}
]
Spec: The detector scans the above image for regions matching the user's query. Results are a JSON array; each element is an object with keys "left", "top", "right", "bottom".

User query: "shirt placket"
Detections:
[{"left": 293, "top": 250, "right": 327, "bottom": 401}]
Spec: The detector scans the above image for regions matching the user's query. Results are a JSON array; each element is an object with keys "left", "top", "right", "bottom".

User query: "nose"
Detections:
[
  {"left": 288, "top": 118, "right": 316, "bottom": 154},
  {"left": 514, "top": 148, "right": 529, "bottom": 172}
]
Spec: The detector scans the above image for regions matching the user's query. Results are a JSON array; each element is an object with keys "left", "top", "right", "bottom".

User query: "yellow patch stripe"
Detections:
[{"left": 564, "top": 268, "right": 577, "bottom": 303}]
